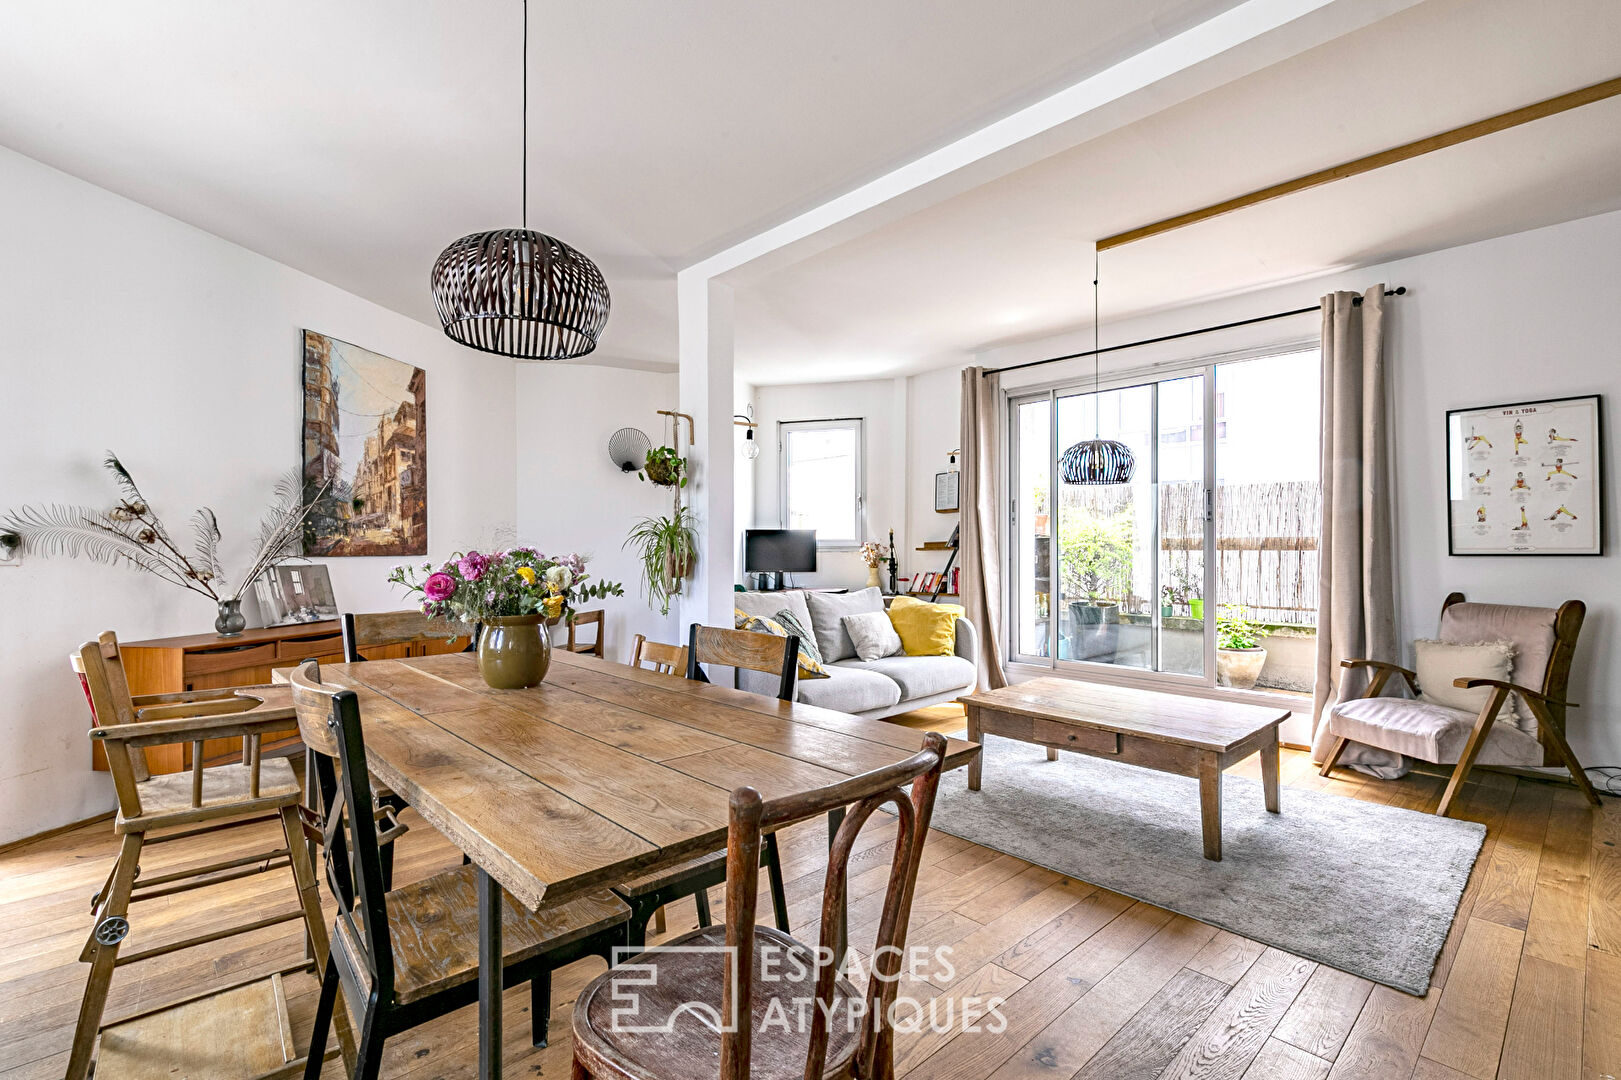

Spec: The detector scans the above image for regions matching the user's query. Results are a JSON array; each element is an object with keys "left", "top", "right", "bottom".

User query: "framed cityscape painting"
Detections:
[
  {"left": 301, "top": 330, "right": 427, "bottom": 556},
  {"left": 1447, "top": 394, "right": 1602, "bottom": 555}
]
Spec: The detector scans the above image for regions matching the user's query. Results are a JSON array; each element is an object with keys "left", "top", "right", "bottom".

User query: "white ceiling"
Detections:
[
  {"left": 730, "top": 0, "right": 1621, "bottom": 383},
  {"left": 0, "top": 0, "right": 1245, "bottom": 368}
]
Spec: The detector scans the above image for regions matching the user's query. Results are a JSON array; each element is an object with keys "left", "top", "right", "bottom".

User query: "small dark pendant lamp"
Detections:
[
  {"left": 1059, "top": 253, "right": 1135, "bottom": 485},
  {"left": 430, "top": 0, "right": 610, "bottom": 360}
]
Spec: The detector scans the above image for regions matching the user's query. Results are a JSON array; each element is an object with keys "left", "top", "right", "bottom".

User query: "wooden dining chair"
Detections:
[
  {"left": 290, "top": 660, "right": 632, "bottom": 1077},
  {"left": 65, "top": 631, "right": 351, "bottom": 1080},
  {"left": 341, "top": 609, "right": 478, "bottom": 662},
  {"left": 629, "top": 633, "right": 687, "bottom": 675},
  {"left": 608, "top": 625, "right": 797, "bottom": 948},
  {"left": 573, "top": 731, "right": 949, "bottom": 1080},
  {"left": 686, "top": 622, "right": 799, "bottom": 702},
  {"left": 567, "top": 609, "right": 606, "bottom": 657}
]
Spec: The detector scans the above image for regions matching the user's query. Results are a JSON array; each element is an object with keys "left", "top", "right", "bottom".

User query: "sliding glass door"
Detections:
[{"left": 1009, "top": 348, "right": 1320, "bottom": 696}]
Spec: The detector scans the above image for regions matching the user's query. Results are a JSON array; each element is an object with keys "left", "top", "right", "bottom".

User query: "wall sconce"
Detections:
[{"left": 734, "top": 409, "right": 760, "bottom": 461}]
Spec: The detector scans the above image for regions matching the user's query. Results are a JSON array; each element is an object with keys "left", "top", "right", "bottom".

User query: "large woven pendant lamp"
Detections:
[
  {"left": 1059, "top": 252, "right": 1135, "bottom": 484},
  {"left": 430, "top": 0, "right": 610, "bottom": 360}
]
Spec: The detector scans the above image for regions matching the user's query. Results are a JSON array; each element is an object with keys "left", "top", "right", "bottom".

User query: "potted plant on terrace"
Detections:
[
  {"left": 390, "top": 549, "right": 622, "bottom": 689},
  {"left": 1216, "top": 604, "right": 1270, "bottom": 689}
]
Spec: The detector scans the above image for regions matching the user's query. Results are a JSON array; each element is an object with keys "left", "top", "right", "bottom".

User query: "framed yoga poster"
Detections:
[{"left": 1446, "top": 394, "right": 1603, "bottom": 555}]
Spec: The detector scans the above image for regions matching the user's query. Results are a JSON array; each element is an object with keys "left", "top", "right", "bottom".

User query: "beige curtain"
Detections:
[
  {"left": 1310, "top": 286, "right": 1397, "bottom": 763},
  {"left": 960, "top": 367, "right": 1009, "bottom": 690}
]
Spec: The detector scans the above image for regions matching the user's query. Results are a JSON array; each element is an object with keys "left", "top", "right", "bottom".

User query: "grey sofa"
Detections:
[{"left": 731, "top": 588, "right": 978, "bottom": 720}]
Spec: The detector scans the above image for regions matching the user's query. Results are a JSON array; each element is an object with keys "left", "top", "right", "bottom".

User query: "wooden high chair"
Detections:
[{"left": 66, "top": 630, "right": 353, "bottom": 1080}]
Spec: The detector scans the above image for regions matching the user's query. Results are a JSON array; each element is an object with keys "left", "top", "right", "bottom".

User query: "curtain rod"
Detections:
[{"left": 980, "top": 286, "right": 1406, "bottom": 378}]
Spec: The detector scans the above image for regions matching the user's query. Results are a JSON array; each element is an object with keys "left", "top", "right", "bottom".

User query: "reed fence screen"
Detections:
[{"left": 1055, "top": 480, "right": 1321, "bottom": 628}]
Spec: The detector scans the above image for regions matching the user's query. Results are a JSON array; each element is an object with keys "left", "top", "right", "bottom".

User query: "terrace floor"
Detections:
[{"left": 1, "top": 705, "right": 1616, "bottom": 1080}]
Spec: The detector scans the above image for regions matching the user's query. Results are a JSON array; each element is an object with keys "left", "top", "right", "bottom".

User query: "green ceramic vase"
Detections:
[{"left": 477, "top": 614, "right": 551, "bottom": 689}]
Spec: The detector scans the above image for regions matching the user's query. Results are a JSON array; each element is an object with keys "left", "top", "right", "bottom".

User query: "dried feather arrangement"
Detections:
[{"left": 1, "top": 453, "right": 329, "bottom": 603}]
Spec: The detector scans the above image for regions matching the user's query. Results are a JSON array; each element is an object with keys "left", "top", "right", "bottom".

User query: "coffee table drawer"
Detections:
[{"left": 1031, "top": 720, "right": 1120, "bottom": 754}]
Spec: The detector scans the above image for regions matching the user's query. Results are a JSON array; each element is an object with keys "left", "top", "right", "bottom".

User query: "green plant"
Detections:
[
  {"left": 625, "top": 505, "right": 697, "bottom": 615},
  {"left": 1058, "top": 509, "right": 1133, "bottom": 602},
  {"left": 1216, "top": 605, "right": 1269, "bottom": 650},
  {"left": 638, "top": 446, "right": 688, "bottom": 488}
]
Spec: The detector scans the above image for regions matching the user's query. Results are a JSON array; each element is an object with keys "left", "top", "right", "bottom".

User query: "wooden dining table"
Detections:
[{"left": 277, "top": 648, "right": 979, "bottom": 1080}]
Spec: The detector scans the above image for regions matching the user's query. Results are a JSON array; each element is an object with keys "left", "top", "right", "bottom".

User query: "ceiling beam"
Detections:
[{"left": 1097, "top": 74, "right": 1621, "bottom": 252}]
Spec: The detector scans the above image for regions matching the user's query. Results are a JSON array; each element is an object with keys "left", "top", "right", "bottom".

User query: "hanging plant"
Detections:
[
  {"left": 639, "top": 446, "right": 687, "bottom": 488},
  {"left": 625, "top": 505, "right": 697, "bottom": 615}
]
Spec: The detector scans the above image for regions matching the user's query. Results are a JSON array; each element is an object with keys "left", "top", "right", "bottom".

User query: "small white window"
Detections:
[{"left": 780, "top": 419, "right": 864, "bottom": 547}]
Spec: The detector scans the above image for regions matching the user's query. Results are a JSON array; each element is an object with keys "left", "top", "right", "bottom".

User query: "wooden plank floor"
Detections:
[{"left": 1, "top": 705, "right": 1615, "bottom": 1080}]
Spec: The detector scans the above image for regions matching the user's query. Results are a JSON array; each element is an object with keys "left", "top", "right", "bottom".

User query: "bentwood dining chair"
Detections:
[
  {"left": 291, "top": 660, "right": 631, "bottom": 1076},
  {"left": 607, "top": 625, "right": 797, "bottom": 948},
  {"left": 572, "top": 732, "right": 949, "bottom": 1080}
]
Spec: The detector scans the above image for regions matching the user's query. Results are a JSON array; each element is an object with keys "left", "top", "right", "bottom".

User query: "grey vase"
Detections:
[{"left": 215, "top": 598, "right": 247, "bottom": 637}]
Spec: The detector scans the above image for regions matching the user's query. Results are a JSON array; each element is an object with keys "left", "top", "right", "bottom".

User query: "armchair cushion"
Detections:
[
  {"left": 1439, "top": 601, "right": 1558, "bottom": 735},
  {"left": 1412, "top": 639, "right": 1518, "bottom": 722},
  {"left": 1327, "top": 696, "right": 1543, "bottom": 768}
]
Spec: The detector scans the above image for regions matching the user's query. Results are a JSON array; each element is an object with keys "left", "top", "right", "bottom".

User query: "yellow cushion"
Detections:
[
  {"left": 887, "top": 596, "right": 964, "bottom": 657},
  {"left": 733, "top": 609, "right": 830, "bottom": 680}
]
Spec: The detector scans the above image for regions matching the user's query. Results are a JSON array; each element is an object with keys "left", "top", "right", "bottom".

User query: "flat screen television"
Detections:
[{"left": 744, "top": 529, "right": 817, "bottom": 573}]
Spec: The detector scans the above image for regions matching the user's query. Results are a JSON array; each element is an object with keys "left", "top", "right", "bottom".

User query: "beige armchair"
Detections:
[{"left": 1319, "top": 592, "right": 1601, "bottom": 817}]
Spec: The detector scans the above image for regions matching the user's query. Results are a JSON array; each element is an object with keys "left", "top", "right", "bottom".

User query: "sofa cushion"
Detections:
[
  {"left": 1327, "top": 696, "right": 1542, "bottom": 767},
  {"left": 804, "top": 587, "right": 886, "bottom": 662},
  {"left": 842, "top": 611, "right": 903, "bottom": 661},
  {"left": 887, "top": 596, "right": 964, "bottom": 656},
  {"left": 832, "top": 655, "right": 976, "bottom": 702},
  {"left": 734, "top": 590, "right": 814, "bottom": 634},
  {"left": 732, "top": 609, "right": 829, "bottom": 680},
  {"left": 1412, "top": 638, "right": 1517, "bottom": 723},
  {"left": 1439, "top": 601, "right": 1557, "bottom": 735},
  {"left": 787, "top": 665, "right": 902, "bottom": 714}
]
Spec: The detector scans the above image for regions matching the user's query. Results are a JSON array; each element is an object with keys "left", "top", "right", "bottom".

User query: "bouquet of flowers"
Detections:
[
  {"left": 389, "top": 548, "right": 623, "bottom": 625},
  {"left": 859, "top": 540, "right": 884, "bottom": 568}
]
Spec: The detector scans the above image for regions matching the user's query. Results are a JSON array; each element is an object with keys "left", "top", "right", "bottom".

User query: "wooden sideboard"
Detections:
[{"left": 101, "top": 620, "right": 470, "bottom": 774}]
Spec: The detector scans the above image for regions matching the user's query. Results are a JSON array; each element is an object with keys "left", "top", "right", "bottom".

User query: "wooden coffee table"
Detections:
[{"left": 960, "top": 678, "right": 1291, "bottom": 861}]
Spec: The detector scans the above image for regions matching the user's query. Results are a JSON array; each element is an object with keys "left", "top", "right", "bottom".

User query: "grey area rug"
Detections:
[{"left": 929, "top": 738, "right": 1486, "bottom": 994}]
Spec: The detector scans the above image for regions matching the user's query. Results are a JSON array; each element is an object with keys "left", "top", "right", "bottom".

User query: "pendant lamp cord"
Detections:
[
  {"left": 1093, "top": 247, "right": 1101, "bottom": 440},
  {"left": 521, "top": 0, "right": 528, "bottom": 230}
]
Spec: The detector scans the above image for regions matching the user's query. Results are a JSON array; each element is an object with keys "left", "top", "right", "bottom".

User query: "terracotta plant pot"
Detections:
[
  {"left": 478, "top": 614, "right": 551, "bottom": 689},
  {"left": 1216, "top": 647, "right": 1267, "bottom": 690}
]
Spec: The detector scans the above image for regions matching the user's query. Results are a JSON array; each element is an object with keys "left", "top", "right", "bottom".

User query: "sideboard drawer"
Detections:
[
  {"left": 183, "top": 642, "right": 280, "bottom": 676},
  {"left": 1030, "top": 719, "right": 1121, "bottom": 755},
  {"left": 276, "top": 634, "right": 345, "bottom": 661}
]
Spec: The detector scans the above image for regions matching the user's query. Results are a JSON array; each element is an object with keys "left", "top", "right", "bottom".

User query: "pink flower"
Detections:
[
  {"left": 423, "top": 572, "right": 457, "bottom": 602},
  {"left": 458, "top": 551, "right": 491, "bottom": 582}
]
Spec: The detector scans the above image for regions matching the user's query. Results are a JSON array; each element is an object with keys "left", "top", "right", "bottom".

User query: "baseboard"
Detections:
[{"left": 0, "top": 809, "right": 115, "bottom": 856}]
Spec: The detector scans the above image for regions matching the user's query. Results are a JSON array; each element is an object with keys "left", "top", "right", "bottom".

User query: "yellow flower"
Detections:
[
  {"left": 515, "top": 566, "right": 536, "bottom": 585},
  {"left": 543, "top": 595, "right": 565, "bottom": 618}
]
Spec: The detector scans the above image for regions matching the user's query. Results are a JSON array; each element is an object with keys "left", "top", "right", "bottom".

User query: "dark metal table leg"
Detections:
[
  {"left": 477, "top": 867, "right": 503, "bottom": 1080},
  {"left": 828, "top": 806, "right": 848, "bottom": 968}
]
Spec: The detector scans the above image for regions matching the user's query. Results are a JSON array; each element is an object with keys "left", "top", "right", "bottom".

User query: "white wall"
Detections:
[
  {"left": 979, "top": 209, "right": 1621, "bottom": 768},
  {"left": 905, "top": 367, "right": 963, "bottom": 589},
  {"left": 748, "top": 379, "right": 909, "bottom": 589},
  {"left": 0, "top": 146, "right": 517, "bottom": 845},
  {"left": 513, "top": 365, "right": 681, "bottom": 659}
]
